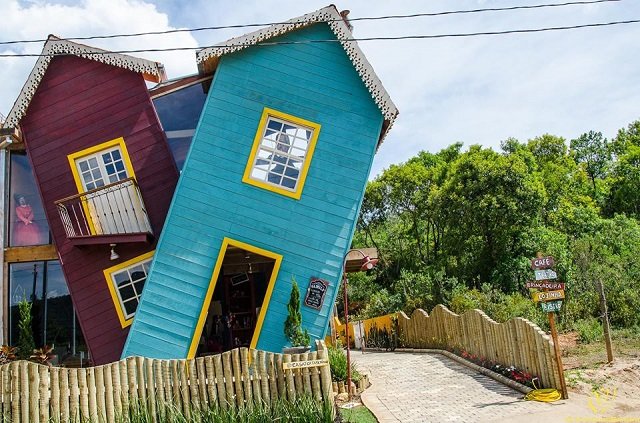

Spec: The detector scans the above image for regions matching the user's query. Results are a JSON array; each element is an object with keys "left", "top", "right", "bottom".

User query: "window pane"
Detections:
[
  {"left": 113, "top": 270, "right": 131, "bottom": 285},
  {"left": 88, "top": 157, "right": 98, "bottom": 168},
  {"left": 153, "top": 81, "right": 208, "bottom": 171},
  {"left": 9, "top": 262, "right": 45, "bottom": 347},
  {"left": 9, "top": 152, "right": 50, "bottom": 246},
  {"left": 118, "top": 284, "right": 135, "bottom": 301},
  {"left": 105, "top": 164, "right": 115, "bottom": 174},
  {"left": 115, "top": 161, "right": 124, "bottom": 172},
  {"left": 102, "top": 153, "right": 112, "bottom": 164},
  {"left": 123, "top": 299, "right": 138, "bottom": 316},
  {"left": 79, "top": 161, "right": 89, "bottom": 172},
  {"left": 112, "top": 150, "right": 121, "bottom": 160}
]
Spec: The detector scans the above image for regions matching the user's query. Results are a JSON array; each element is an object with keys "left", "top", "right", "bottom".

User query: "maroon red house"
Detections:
[{"left": 2, "top": 36, "right": 178, "bottom": 364}]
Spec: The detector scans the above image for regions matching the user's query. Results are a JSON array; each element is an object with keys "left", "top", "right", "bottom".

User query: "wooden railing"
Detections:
[
  {"left": 396, "top": 305, "right": 562, "bottom": 390},
  {"left": 55, "top": 178, "right": 152, "bottom": 239},
  {"left": 0, "top": 343, "right": 332, "bottom": 423}
]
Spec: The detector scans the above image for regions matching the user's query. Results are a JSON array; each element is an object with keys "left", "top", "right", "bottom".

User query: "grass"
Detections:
[{"left": 339, "top": 404, "right": 378, "bottom": 423}]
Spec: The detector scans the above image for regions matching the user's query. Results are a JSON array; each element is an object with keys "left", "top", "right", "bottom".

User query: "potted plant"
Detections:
[{"left": 283, "top": 276, "right": 311, "bottom": 354}]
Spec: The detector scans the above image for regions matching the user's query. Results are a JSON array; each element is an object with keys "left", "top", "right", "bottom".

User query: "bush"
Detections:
[
  {"left": 574, "top": 317, "right": 603, "bottom": 343},
  {"left": 328, "top": 344, "right": 361, "bottom": 383}
]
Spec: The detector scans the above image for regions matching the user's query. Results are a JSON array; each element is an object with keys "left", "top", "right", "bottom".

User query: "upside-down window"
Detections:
[
  {"left": 103, "top": 251, "right": 153, "bottom": 327},
  {"left": 243, "top": 108, "right": 321, "bottom": 200}
]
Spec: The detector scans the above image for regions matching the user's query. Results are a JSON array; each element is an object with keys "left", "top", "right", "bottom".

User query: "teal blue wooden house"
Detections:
[{"left": 123, "top": 5, "right": 398, "bottom": 359}]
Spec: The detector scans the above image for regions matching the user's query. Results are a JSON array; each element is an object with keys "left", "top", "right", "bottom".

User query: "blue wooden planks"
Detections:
[{"left": 123, "top": 22, "right": 383, "bottom": 359}]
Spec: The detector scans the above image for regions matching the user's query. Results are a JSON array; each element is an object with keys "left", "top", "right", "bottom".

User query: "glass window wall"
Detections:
[
  {"left": 9, "top": 261, "right": 86, "bottom": 364},
  {"left": 153, "top": 80, "right": 209, "bottom": 170},
  {"left": 8, "top": 152, "right": 50, "bottom": 246}
]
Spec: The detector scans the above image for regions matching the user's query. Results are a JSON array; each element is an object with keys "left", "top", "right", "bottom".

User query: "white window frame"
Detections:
[
  {"left": 75, "top": 146, "right": 129, "bottom": 191},
  {"left": 107, "top": 256, "right": 152, "bottom": 323}
]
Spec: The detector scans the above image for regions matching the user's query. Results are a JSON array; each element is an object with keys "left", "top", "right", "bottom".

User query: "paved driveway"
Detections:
[{"left": 353, "top": 351, "right": 586, "bottom": 423}]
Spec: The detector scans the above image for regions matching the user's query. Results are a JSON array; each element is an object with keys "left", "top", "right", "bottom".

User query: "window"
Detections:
[
  {"left": 243, "top": 108, "right": 320, "bottom": 199},
  {"left": 67, "top": 137, "right": 135, "bottom": 194},
  {"left": 9, "top": 261, "right": 87, "bottom": 362},
  {"left": 8, "top": 151, "right": 51, "bottom": 246},
  {"left": 103, "top": 251, "right": 153, "bottom": 327},
  {"left": 152, "top": 79, "right": 209, "bottom": 171}
]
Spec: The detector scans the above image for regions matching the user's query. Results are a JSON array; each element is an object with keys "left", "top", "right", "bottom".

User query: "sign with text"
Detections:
[
  {"left": 282, "top": 358, "right": 329, "bottom": 370},
  {"left": 304, "top": 278, "right": 329, "bottom": 310},
  {"left": 541, "top": 300, "right": 563, "bottom": 312},
  {"left": 531, "top": 256, "right": 555, "bottom": 270},
  {"left": 534, "top": 269, "right": 557, "bottom": 281},
  {"left": 526, "top": 281, "right": 565, "bottom": 290},
  {"left": 532, "top": 290, "right": 565, "bottom": 302}
]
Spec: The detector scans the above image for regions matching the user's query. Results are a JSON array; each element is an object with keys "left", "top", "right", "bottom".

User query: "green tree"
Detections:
[
  {"left": 284, "top": 277, "right": 310, "bottom": 347},
  {"left": 607, "top": 145, "right": 640, "bottom": 218},
  {"left": 570, "top": 130, "right": 610, "bottom": 194}
]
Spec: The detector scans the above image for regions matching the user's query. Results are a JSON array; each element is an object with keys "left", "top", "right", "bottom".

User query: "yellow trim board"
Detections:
[
  {"left": 242, "top": 107, "right": 320, "bottom": 200},
  {"left": 103, "top": 250, "right": 155, "bottom": 328},
  {"left": 187, "top": 237, "right": 283, "bottom": 359},
  {"left": 67, "top": 137, "right": 137, "bottom": 235}
]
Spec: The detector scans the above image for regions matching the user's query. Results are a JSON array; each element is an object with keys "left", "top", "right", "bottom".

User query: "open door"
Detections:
[{"left": 193, "top": 239, "right": 281, "bottom": 357}]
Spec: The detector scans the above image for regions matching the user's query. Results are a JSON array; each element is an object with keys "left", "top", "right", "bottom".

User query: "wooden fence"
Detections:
[
  {"left": 396, "top": 305, "right": 562, "bottom": 389},
  {"left": 0, "top": 341, "right": 332, "bottom": 423}
]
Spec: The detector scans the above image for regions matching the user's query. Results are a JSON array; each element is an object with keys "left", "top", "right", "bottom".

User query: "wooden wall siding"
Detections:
[
  {"left": 19, "top": 55, "right": 179, "bottom": 364},
  {"left": 124, "top": 23, "right": 383, "bottom": 358},
  {"left": 396, "top": 306, "right": 562, "bottom": 390},
  {"left": 0, "top": 342, "right": 333, "bottom": 422}
]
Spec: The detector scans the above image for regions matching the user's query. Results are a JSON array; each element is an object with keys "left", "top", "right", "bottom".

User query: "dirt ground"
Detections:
[{"left": 560, "top": 331, "right": 640, "bottom": 416}]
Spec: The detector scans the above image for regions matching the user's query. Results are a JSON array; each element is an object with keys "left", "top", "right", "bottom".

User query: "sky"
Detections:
[{"left": 1, "top": 0, "right": 639, "bottom": 177}]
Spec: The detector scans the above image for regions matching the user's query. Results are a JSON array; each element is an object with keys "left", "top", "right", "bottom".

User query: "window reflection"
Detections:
[
  {"left": 153, "top": 80, "right": 209, "bottom": 171},
  {"left": 9, "top": 261, "right": 86, "bottom": 364},
  {"left": 9, "top": 152, "right": 50, "bottom": 246}
]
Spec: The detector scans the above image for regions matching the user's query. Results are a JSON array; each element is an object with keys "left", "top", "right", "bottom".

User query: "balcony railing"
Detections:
[{"left": 55, "top": 178, "right": 153, "bottom": 244}]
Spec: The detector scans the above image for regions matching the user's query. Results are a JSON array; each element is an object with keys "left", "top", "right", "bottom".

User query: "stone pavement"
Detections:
[{"left": 353, "top": 351, "right": 588, "bottom": 423}]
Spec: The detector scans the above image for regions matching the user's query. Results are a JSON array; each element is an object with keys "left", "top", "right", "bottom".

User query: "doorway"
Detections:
[{"left": 195, "top": 240, "right": 281, "bottom": 356}]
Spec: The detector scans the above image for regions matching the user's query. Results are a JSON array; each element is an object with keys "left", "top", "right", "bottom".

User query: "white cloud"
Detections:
[{"left": 0, "top": 0, "right": 199, "bottom": 120}]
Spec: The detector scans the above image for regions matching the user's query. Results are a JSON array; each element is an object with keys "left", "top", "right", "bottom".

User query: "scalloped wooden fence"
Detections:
[
  {"left": 396, "top": 305, "right": 562, "bottom": 389},
  {"left": 0, "top": 342, "right": 332, "bottom": 422}
]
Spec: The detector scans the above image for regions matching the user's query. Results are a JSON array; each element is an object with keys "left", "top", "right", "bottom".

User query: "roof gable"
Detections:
[
  {"left": 196, "top": 5, "right": 398, "bottom": 143},
  {"left": 3, "top": 36, "right": 167, "bottom": 129}
]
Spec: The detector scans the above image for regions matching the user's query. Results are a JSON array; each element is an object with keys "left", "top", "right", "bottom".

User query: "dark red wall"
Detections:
[{"left": 20, "top": 55, "right": 178, "bottom": 364}]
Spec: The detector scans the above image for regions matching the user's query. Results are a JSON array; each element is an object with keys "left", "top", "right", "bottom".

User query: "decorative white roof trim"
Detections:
[
  {"left": 3, "top": 36, "right": 167, "bottom": 129},
  {"left": 196, "top": 5, "right": 398, "bottom": 143}
]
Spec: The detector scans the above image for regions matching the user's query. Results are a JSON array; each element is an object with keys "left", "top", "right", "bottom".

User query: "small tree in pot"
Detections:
[{"left": 283, "top": 276, "right": 310, "bottom": 353}]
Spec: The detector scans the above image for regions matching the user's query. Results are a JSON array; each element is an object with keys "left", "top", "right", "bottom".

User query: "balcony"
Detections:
[{"left": 55, "top": 178, "right": 154, "bottom": 246}]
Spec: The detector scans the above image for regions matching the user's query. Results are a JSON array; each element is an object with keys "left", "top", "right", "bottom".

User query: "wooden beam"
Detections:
[{"left": 4, "top": 244, "right": 58, "bottom": 263}]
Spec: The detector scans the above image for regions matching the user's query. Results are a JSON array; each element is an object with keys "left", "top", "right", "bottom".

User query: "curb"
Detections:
[{"left": 363, "top": 348, "right": 533, "bottom": 395}]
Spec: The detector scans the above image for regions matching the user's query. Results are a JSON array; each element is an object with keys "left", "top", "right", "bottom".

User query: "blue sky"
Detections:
[{"left": 1, "top": 0, "right": 639, "bottom": 176}]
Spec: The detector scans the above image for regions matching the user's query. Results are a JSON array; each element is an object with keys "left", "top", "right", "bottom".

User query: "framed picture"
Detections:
[{"left": 230, "top": 272, "right": 249, "bottom": 286}]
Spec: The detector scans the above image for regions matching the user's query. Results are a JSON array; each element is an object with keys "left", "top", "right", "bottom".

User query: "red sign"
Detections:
[
  {"left": 531, "top": 256, "right": 555, "bottom": 270},
  {"left": 526, "top": 281, "right": 565, "bottom": 290}
]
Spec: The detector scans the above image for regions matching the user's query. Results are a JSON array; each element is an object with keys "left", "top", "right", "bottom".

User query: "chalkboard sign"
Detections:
[{"left": 304, "top": 278, "right": 328, "bottom": 310}]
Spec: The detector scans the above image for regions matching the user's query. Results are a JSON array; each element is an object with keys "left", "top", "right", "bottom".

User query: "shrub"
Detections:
[
  {"left": 16, "top": 299, "right": 35, "bottom": 360},
  {"left": 284, "top": 277, "right": 310, "bottom": 347},
  {"left": 328, "top": 343, "right": 361, "bottom": 383},
  {"left": 574, "top": 317, "right": 603, "bottom": 343}
]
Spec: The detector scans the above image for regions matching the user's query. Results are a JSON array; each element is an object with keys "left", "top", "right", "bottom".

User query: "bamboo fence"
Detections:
[
  {"left": 0, "top": 341, "right": 333, "bottom": 423},
  {"left": 396, "top": 305, "right": 562, "bottom": 389}
]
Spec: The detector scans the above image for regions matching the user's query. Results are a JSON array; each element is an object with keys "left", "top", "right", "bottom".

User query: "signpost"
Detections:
[
  {"left": 534, "top": 269, "right": 558, "bottom": 281},
  {"left": 532, "top": 290, "right": 565, "bottom": 302},
  {"left": 525, "top": 281, "right": 565, "bottom": 290},
  {"left": 527, "top": 254, "right": 568, "bottom": 399},
  {"left": 541, "top": 300, "right": 563, "bottom": 312}
]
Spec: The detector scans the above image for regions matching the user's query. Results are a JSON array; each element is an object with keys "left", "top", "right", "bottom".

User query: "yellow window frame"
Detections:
[
  {"left": 66, "top": 137, "right": 137, "bottom": 235},
  {"left": 187, "top": 237, "right": 283, "bottom": 359},
  {"left": 103, "top": 250, "right": 155, "bottom": 328},
  {"left": 242, "top": 108, "right": 320, "bottom": 200}
]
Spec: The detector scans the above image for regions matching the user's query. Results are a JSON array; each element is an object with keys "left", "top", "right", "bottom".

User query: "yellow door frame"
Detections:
[{"left": 187, "top": 237, "right": 283, "bottom": 358}]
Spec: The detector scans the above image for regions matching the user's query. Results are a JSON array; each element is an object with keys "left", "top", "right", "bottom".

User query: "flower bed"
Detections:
[{"left": 452, "top": 348, "right": 537, "bottom": 388}]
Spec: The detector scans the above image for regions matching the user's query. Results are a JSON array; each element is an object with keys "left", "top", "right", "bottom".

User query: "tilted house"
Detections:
[
  {"left": 2, "top": 37, "right": 179, "bottom": 364},
  {"left": 123, "top": 5, "right": 397, "bottom": 359}
]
